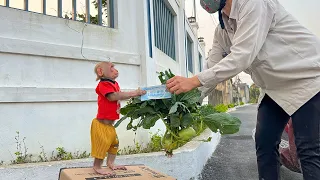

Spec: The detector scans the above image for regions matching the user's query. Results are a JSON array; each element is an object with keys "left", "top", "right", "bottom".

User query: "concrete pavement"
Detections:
[{"left": 200, "top": 104, "right": 303, "bottom": 180}]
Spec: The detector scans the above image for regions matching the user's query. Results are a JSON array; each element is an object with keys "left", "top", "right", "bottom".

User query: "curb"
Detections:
[{"left": 0, "top": 129, "right": 221, "bottom": 180}]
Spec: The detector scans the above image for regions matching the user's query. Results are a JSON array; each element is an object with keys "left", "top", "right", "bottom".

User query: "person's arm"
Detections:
[
  {"left": 197, "top": 0, "right": 276, "bottom": 96},
  {"left": 107, "top": 90, "right": 145, "bottom": 101},
  {"left": 99, "top": 83, "right": 145, "bottom": 101},
  {"left": 206, "top": 26, "right": 232, "bottom": 69},
  {"left": 200, "top": 26, "right": 232, "bottom": 96}
]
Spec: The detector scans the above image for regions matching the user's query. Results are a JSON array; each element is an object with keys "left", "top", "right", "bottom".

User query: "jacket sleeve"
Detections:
[
  {"left": 198, "top": 0, "right": 275, "bottom": 97},
  {"left": 199, "top": 26, "right": 230, "bottom": 98}
]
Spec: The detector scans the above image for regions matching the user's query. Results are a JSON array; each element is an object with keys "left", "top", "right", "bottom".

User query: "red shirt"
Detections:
[{"left": 96, "top": 79, "right": 121, "bottom": 120}]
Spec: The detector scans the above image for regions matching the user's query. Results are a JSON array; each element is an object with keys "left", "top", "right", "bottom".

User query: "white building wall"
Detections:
[{"left": 0, "top": 0, "right": 205, "bottom": 164}]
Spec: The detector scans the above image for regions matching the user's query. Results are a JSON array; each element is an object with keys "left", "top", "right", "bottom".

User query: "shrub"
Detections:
[{"left": 214, "top": 104, "right": 229, "bottom": 113}]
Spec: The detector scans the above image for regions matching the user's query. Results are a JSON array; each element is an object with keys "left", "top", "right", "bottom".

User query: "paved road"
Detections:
[{"left": 200, "top": 104, "right": 303, "bottom": 180}]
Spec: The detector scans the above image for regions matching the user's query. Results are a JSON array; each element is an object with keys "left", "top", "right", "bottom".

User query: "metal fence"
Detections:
[
  {"left": 153, "top": 0, "right": 176, "bottom": 60},
  {"left": 1, "top": 0, "right": 114, "bottom": 27}
]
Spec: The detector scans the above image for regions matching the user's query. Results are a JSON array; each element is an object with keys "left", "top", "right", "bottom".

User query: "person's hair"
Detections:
[{"left": 94, "top": 61, "right": 113, "bottom": 81}]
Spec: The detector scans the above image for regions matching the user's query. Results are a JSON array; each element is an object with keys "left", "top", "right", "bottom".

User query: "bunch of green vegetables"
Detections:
[{"left": 115, "top": 69, "right": 241, "bottom": 156}]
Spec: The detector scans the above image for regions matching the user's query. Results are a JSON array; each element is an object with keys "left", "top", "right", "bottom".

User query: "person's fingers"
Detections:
[
  {"left": 166, "top": 76, "right": 176, "bottom": 84},
  {"left": 167, "top": 77, "right": 181, "bottom": 90},
  {"left": 166, "top": 83, "right": 176, "bottom": 91},
  {"left": 169, "top": 84, "right": 181, "bottom": 94},
  {"left": 175, "top": 89, "right": 183, "bottom": 95}
]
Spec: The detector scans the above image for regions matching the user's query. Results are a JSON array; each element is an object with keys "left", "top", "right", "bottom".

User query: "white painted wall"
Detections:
[
  {"left": 0, "top": 1, "right": 149, "bottom": 163},
  {"left": 0, "top": 0, "right": 205, "bottom": 164}
]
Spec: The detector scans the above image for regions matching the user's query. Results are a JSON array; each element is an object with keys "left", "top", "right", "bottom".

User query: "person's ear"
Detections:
[{"left": 97, "top": 67, "right": 104, "bottom": 77}]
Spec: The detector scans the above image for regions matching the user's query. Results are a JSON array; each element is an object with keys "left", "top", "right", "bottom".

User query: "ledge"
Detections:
[
  {"left": 0, "top": 129, "right": 221, "bottom": 180},
  {"left": 0, "top": 87, "right": 133, "bottom": 103},
  {"left": 0, "top": 36, "right": 141, "bottom": 65}
]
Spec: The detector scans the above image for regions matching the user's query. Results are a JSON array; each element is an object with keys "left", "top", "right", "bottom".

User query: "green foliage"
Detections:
[
  {"left": 11, "top": 131, "right": 32, "bottom": 164},
  {"left": 203, "top": 113, "right": 241, "bottom": 134},
  {"left": 50, "top": 147, "right": 90, "bottom": 161},
  {"left": 214, "top": 104, "right": 229, "bottom": 113},
  {"left": 118, "top": 131, "right": 164, "bottom": 155},
  {"left": 249, "top": 84, "right": 260, "bottom": 103},
  {"left": 228, "top": 103, "right": 235, "bottom": 108},
  {"left": 9, "top": 131, "right": 90, "bottom": 165},
  {"left": 116, "top": 69, "right": 242, "bottom": 156},
  {"left": 240, "top": 101, "right": 244, "bottom": 105},
  {"left": 38, "top": 144, "right": 48, "bottom": 162}
]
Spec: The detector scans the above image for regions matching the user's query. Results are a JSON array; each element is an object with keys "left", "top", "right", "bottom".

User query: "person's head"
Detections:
[
  {"left": 200, "top": 0, "right": 232, "bottom": 28},
  {"left": 94, "top": 61, "right": 119, "bottom": 81},
  {"left": 200, "top": 0, "right": 224, "bottom": 14}
]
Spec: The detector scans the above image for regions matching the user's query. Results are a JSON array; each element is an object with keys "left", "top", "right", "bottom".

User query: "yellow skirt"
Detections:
[{"left": 90, "top": 118, "right": 119, "bottom": 159}]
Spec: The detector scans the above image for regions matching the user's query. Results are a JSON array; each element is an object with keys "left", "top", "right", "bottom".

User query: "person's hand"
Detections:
[
  {"left": 133, "top": 88, "right": 146, "bottom": 96},
  {"left": 166, "top": 76, "right": 201, "bottom": 94}
]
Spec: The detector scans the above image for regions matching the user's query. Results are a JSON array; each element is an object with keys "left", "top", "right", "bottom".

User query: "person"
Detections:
[
  {"left": 166, "top": 0, "right": 320, "bottom": 179},
  {"left": 91, "top": 62, "right": 146, "bottom": 175},
  {"left": 252, "top": 118, "right": 302, "bottom": 173}
]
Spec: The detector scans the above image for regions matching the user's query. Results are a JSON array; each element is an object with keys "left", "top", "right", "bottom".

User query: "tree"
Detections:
[
  {"left": 249, "top": 84, "right": 260, "bottom": 103},
  {"left": 231, "top": 76, "right": 242, "bottom": 105}
]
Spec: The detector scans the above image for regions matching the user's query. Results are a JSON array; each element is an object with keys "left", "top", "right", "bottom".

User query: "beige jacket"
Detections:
[{"left": 198, "top": 0, "right": 320, "bottom": 115}]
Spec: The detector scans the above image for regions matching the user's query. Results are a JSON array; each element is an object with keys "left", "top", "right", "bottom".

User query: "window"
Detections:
[
  {"left": 0, "top": 0, "right": 115, "bottom": 27},
  {"left": 186, "top": 35, "right": 193, "bottom": 73},
  {"left": 153, "top": 0, "right": 176, "bottom": 60},
  {"left": 199, "top": 52, "right": 203, "bottom": 72},
  {"left": 147, "top": 0, "right": 153, "bottom": 58}
]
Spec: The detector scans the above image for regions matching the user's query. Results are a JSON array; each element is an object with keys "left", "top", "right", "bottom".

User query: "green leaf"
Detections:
[
  {"left": 127, "top": 120, "right": 134, "bottom": 130},
  {"left": 169, "top": 69, "right": 175, "bottom": 77},
  {"left": 142, "top": 114, "right": 160, "bottom": 129},
  {"left": 136, "top": 106, "right": 157, "bottom": 115},
  {"left": 162, "top": 99, "right": 172, "bottom": 108},
  {"left": 203, "top": 113, "right": 241, "bottom": 134},
  {"left": 155, "top": 100, "right": 166, "bottom": 111},
  {"left": 169, "top": 102, "right": 179, "bottom": 114},
  {"left": 129, "top": 109, "right": 141, "bottom": 119},
  {"left": 147, "top": 100, "right": 156, "bottom": 106},
  {"left": 120, "top": 104, "right": 138, "bottom": 115},
  {"left": 141, "top": 101, "right": 147, "bottom": 108},
  {"left": 165, "top": 70, "right": 175, "bottom": 79},
  {"left": 132, "top": 97, "right": 142, "bottom": 104},
  {"left": 206, "top": 137, "right": 212, "bottom": 142},
  {"left": 165, "top": 70, "right": 171, "bottom": 80},
  {"left": 172, "top": 94, "right": 177, "bottom": 103},
  {"left": 180, "top": 89, "right": 201, "bottom": 104},
  {"left": 199, "top": 104, "right": 217, "bottom": 116},
  {"left": 114, "top": 115, "right": 127, "bottom": 128},
  {"left": 197, "top": 137, "right": 212, "bottom": 142},
  {"left": 158, "top": 74, "right": 165, "bottom": 84},
  {"left": 169, "top": 102, "right": 188, "bottom": 114},
  {"left": 181, "top": 113, "right": 194, "bottom": 127},
  {"left": 169, "top": 114, "right": 180, "bottom": 128}
]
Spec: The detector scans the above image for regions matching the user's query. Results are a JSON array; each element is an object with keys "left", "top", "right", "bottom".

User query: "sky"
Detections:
[
  {"left": 185, "top": 0, "right": 320, "bottom": 86},
  {"left": 3, "top": 0, "right": 320, "bottom": 86}
]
